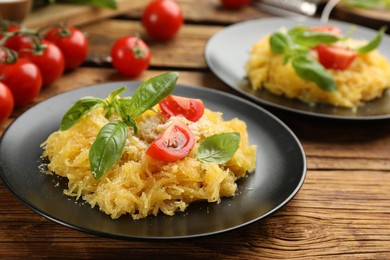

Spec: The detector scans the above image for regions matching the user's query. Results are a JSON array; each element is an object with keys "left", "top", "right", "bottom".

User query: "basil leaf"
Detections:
[
  {"left": 107, "top": 86, "right": 126, "bottom": 103},
  {"left": 89, "top": 121, "right": 127, "bottom": 180},
  {"left": 197, "top": 132, "right": 240, "bottom": 164},
  {"left": 60, "top": 97, "right": 104, "bottom": 131},
  {"left": 65, "top": 0, "right": 117, "bottom": 9},
  {"left": 293, "top": 31, "right": 341, "bottom": 48},
  {"left": 292, "top": 55, "right": 337, "bottom": 92},
  {"left": 127, "top": 71, "right": 178, "bottom": 118},
  {"left": 356, "top": 26, "right": 387, "bottom": 54},
  {"left": 270, "top": 32, "right": 293, "bottom": 55}
]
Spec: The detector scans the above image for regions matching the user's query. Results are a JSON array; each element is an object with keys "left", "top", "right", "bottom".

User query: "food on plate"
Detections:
[
  {"left": 245, "top": 25, "right": 390, "bottom": 108},
  {"left": 41, "top": 72, "right": 256, "bottom": 220}
]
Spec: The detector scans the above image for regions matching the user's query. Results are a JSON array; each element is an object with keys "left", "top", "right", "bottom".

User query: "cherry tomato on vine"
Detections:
[
  {"left": 0, "top": 58, "right": 42, "bottom": 106},
  {"left": 220, "top": 0, "right": 250, "bottom": 9},
  {"left": 316, "top": 44, "right": 357, "bottom": 70},
  {"left": 44, "top": 25, "right": 88, "bottom": 70},
  {"left": 146, "top": 119, "right": 195, "bottom": 161},
  {"left": 0, "top": 24, "right": 31, "bottom": 52},
  {"left": 0, "top": 48, "right": 6, "bottom": 72},
  {"left": 110, "top": 36, "right": 151, "bottom": 77},
  {"left": 142, "top": 0, "right": 183, "bottom": 40},
  {"left": 160, "top": 95, "right": 204, "bottom": 122},
  {"left": 0, "top": 82, "right": 14, "bottom": 123},
  {"left": 18, "top": 40, "right": 65, "bottom": 86}
]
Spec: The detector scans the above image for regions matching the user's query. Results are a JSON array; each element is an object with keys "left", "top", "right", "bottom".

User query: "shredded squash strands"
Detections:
[{"left": 42, "top": 107, "right": 256, "bottom": 220}]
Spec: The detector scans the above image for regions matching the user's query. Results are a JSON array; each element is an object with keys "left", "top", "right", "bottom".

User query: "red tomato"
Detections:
[
  {"left": 111, "top": 36, "right": 151, "bottom": 77},
  {"left": 316, "top": 44, "right": 357, "bottom": 70},
  {"left": 18, "top": 40, "right": 65, "bottom": 86},
  {"left": 159, "top": 95, "right": 204, "bottom": 122},
  {"left": 44, "top": 25, "right": 88, "bottom": 70},
  {"left": 142, "top": 0, "right": 183, "bottom": 40},
  {"left": 1, "top": 58, "right": 42, "bottom": 106},
  {"left": 220, "top": 0, "right": 250, "bottom": 8},
  {"left": 0, "top": 82, "right": 14, "bottom": 123},
  {"left": 309, "top": 26, "right": 342, "bottom": 35},
  {"left": 146, "top": 119, "right": 195, "bottom": 161},
  {"left": 0, "top": 24, "right": 31, "bottom": 52}
]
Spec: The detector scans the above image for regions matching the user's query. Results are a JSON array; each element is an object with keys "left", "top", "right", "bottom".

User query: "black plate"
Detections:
[
  {"left": 205, "top": 17, "right": 390, "bottom": 120},
  {"left": 0, "top": 82, "right": 306, "bottom": 240}
]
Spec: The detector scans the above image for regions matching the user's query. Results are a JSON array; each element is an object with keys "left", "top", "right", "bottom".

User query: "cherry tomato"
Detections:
[
  {"left": 1, "top": 58, "right": 42, "bottom": 106},
  {"left": 316, "top": 44, "right": 357, "bottom": 70},
  {"left": 0, "top": 82, "right": 14, "bottom": 123},
  {"left": 220, "top": 0, "right": 250, "bottom": 9},
  {"left": 44, "top": 25, "right": 88, "bottom": 70},
  {"left": 0, "top": 24, "right": 31, "bottom": 52},
  {"left": 160, "top": 95, "right": 204, "bottom": 122},
  {"left": 111, "top": 36, "right": 151, "bottom": 77},
  {"left": 309, "top": 26, "right": 342, "bottom": 35},
  {"left": 146, "top": 119, "right": 195, "bottom": 162},
  {"left": 18, "top": 40, "right": 65, "bottom": 86},
  {"left": 142, "top": 0, "right": 183, "bottom": 40}
]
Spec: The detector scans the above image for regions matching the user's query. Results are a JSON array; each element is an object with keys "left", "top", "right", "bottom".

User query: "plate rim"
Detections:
[
  {"left": 204, "top": 17, "right": 390, "bottom": 121},
  {"left": 0, "top": 81, "right": 307, "bottom": 240}
]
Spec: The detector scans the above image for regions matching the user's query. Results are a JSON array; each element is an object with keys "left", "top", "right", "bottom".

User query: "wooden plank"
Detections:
[
  {"left": 1, "top": 170, "right": 389, "bottom": 258},
  {"left": 22, "top": 0, "right": 146, "bottom": 28},
  {"left": 83, "top": 20, "right": 222, "bottom": 69},
  {"left": 123, "top": 0, "right": 273, "bottom": 24}
]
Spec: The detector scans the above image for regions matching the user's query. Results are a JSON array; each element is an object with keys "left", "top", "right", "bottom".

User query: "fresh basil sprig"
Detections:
[
  {"left": 89, "top": 121, "right": 127, "bottom": 180},
  {"left": 356, "top": 26, "right": 387, "bottom": 54},
  {"left": 60, "top": 71, "right": 179, "bottom": 179},
  {"left": 126, "top": 71, "right": 178, "bottom": 119},
  {"left": 269, "top": 31, "right": 337, "bottom": 92},
  {"left": 292, "top": 55, "right": 337, "bottom": 92},
  {"left": 196, "top": 132, "right": 241, "bottom": 164},
  {"left": 60, "top": 97, "right": 105, "bottom": 131}
]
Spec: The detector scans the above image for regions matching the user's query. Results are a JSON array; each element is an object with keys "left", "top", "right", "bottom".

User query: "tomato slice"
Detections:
[
  {"left": 309, "top": 26, "right": 342, "bottom": 35},
  {"left": 316, "top": 44, "right": 357, "bottom": 70},
  {"left": 159, "top": 95, "right": 204, "bottom": 122},
  {"left": 146, "top": 119, "right": 195, "bottom": 162}
]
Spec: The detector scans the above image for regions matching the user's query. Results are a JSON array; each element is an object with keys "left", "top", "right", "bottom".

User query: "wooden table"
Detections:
[{"left": 1, "top": 1, "right": 390, "bottom": 258}]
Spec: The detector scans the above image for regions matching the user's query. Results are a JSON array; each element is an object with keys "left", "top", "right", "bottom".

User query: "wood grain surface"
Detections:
[{"left": 1, "top": 0, "right": 390, "bottom": 259}]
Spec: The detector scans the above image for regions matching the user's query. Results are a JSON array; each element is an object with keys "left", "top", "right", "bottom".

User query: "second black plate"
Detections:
[{"left": 205, "top": 17, "right": 390, "bottom": 120}]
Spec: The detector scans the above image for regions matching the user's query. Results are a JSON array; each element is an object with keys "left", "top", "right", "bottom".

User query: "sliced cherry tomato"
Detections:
[
  {"left": 142, "top": 0, "right": 183, "bottom": 40},
  {"left": 111, "top": 36, "right": 151, "bottom": 77},
  {"left": 0, "top": 82, "right": 14, "bottom": 123},
  {"left": 44, "top": 25, "right": 88, "bottom": 70},
  {"left": 220, "top": 0, "right": 250, "bottom": 9},
  {"left": 1, "top": 58, "right": 42, "bottom": 106},
  {"left": 0, "top": 24, "right": 31, "bottom": 52},
  {"left": 309, "top": 26, "right": 342, "bottom": 35},
  {"left": 316, "top": 44, "right": 357, "bottom": 70},
  {"left": 159, "top": 95, "right": 204, "bottom": 122},
  {"left": 146, "top": 119, "right": 195, "bottom": 162},
  {"left": 18, "top": 40, "right": 65, "bottom": 86}
]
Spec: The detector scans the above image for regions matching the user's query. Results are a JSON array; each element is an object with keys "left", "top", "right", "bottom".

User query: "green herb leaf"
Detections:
[
  {"left": 196, "top": 132, "right": 241, "bottom": 164},
  {"left": 127, "top": 71, "right": 178, "bottom": 118},
  {"left": 105, "top": 86, "right": 127, "bottom": 118},
  {"left": 291, "top": 55, "right": 337, "bottom": 92},
  {"left": 270, "top": 32, "right": 293, "bottom": 55},
  {"left": 65, "top": 0, "right": 117, "bottom": 9},
  {"left": 60, "top": 97, "right": 104, "bottom": 131},
  {"left": 356, "top": 26, "right": 387, "bottom": 54},
  {"left": 89, "top": 121, "right": 127, "bottom": 180},
  {"left": 292, "top": 31, "right": 341, "bottom": 48}
]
